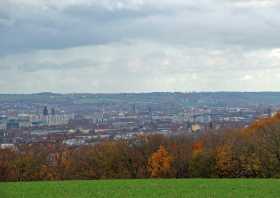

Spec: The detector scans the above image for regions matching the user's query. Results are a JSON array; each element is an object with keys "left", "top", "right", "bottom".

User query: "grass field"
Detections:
[{"left": 0, "top": 179, "right": 280, "bottom": 198}]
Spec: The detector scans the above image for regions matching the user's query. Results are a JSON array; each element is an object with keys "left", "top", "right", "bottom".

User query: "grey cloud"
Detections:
[
  {"left": 17, "top": 59, "right": 98, "bottom": 72},
  {"left": 1, "top": 0, "right": 280, "bottom": 57},
  {"left": 0, "top": 41, "right": 280, "bottom": 93}
]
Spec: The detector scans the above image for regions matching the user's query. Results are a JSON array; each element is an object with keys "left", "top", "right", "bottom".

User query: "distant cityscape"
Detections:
[{"left": 0, "top": 92, "right": 279, "bottom": 148}]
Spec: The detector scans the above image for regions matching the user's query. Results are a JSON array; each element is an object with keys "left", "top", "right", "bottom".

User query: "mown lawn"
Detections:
[{"left": 0, "top": 179, "right": 279, "bottom": 198}]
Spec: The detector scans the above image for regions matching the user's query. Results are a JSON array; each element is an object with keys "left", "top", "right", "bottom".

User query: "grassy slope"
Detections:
[{"left": 0, "top": 179, "right": 280, "bottom": 198}]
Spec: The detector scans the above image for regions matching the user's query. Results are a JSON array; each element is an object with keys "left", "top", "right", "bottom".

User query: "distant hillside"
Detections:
[{"left": 0, "top": 92, "right": 279, "bottom": 107}]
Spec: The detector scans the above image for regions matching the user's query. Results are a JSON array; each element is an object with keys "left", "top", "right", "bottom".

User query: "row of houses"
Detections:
[{"left": 0, "top": 114, "right": 74, "bottom": 130}]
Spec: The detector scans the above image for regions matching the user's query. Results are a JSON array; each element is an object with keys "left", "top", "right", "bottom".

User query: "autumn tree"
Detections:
[
  {"left": 216, "top": 128, "right": 264, "bottom": 178},
  {"left": 243, "top": 113, "right": 280, "bottom": 177},
  {"left": 148, "top": 145, "right": 172, "bottom": 178},
  {"left": 13, "top": 145, "right": 47, "bottom": 181},
  {"left": 189, "top": 139, "right": 216, "bottom": 178},
  {"left": 168, "top": 135, "right": 192, "bottom": 178},
  {"left": 0, "top": 148, "right": 16, "bottom": 181}
]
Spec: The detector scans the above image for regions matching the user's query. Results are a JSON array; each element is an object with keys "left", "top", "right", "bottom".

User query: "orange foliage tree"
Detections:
[
  {"left": 243, "top": 112, "right": 280, "bottom": 177},
  {"left": 148, "top": 145, "right": 172, "bottom": 178}
]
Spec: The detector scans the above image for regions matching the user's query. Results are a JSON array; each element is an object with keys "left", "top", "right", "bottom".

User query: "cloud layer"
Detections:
[{"left": 0, "top": 0, "right": 280, "bottom": 93}]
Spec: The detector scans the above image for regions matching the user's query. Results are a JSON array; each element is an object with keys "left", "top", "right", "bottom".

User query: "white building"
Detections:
[{"left": 0, "top": 123, "right": 6, "bottom": 130}]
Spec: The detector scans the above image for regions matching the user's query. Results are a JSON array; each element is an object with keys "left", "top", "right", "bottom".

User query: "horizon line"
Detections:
[{"left": 0, "top": 91, "right": 280, "bottom": 95}]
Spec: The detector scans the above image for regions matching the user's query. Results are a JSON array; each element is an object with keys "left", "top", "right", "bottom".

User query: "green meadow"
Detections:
[{"left": 1, "top": 179, "right": 280, "bottom": 198}]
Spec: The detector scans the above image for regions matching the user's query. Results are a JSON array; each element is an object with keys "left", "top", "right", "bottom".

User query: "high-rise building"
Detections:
[{"left": 43, "top": 106, "right": 49, "bottom": 116}]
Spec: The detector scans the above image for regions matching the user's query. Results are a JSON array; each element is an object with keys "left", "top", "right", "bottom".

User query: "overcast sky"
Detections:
[{"left": 0, "top": 0, "right": 280, "bottom": 93}]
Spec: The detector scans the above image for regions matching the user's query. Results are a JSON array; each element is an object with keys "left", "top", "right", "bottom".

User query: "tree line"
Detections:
[{"left": 1, "top": 113, "right": 280, "bottom": 181}]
